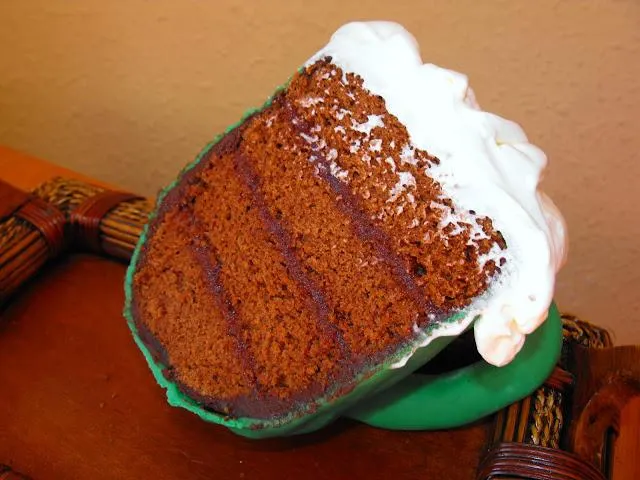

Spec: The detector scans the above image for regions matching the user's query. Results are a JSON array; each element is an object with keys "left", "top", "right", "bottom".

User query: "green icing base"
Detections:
[{"left": 122, "top": 73, "right": 562, "bottom": 439}]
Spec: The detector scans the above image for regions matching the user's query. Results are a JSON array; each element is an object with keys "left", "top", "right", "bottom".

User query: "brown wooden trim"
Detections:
[
  {"left": 14, "top": 197, "right": 67, "bottom": 257},
  {"left": 69, "top": 190, "right": 143, "bottom": 253},
  {"left": 477, "top": 442, "right": 606, "bottom": 480},
  {"left": 544, "top": 366, "right": 574, "bottom": 391},
  {"left": 568, "top": 345, "right": 640, "bottom": 475}
]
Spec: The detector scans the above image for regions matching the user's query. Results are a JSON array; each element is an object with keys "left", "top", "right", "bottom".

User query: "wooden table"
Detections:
[{"left": 1, "top": 145, "right": 638, "bottom": 479}]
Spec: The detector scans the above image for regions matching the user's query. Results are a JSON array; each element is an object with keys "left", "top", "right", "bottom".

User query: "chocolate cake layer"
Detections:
[{"left": 130, "top": 59, "right": 505, "bottom": 419}]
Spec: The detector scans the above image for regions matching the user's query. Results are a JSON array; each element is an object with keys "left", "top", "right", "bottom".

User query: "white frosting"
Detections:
[{"left": 306, "top": 22, "right": 567, "bottom": 367}]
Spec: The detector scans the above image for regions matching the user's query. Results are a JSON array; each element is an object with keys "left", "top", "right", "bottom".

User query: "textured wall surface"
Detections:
[{"left": 1, "top": 1, "right": 639, "bottom": 343}]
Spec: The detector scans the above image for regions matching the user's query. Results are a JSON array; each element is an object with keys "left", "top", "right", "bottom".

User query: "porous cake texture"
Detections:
[{"left": 129, "top": 58, "right": 506, "bottom": 419}]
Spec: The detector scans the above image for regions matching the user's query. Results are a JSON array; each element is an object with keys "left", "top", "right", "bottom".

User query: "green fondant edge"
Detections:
[{"left": 122, "top": 70, "right": 473, "bottom": 436}]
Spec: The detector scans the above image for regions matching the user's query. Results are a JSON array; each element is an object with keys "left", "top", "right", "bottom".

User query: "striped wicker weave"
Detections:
[{"left": 0, "top": 177, "right": 150, "bottom": 304}]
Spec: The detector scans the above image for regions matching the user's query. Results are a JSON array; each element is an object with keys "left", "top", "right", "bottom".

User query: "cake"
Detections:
[{"left": 125, "top": 22, "right": 566, "bottom": 425}]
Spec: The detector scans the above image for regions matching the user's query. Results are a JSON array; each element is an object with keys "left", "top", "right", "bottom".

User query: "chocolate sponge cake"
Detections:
[{"left": 125, "top": 22, "right": 566, "bottom": 426}]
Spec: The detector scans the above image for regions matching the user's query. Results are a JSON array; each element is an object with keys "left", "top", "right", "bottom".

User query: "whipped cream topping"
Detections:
[{"left": 306, "top": 22, "right": 567, "bottom": 367}]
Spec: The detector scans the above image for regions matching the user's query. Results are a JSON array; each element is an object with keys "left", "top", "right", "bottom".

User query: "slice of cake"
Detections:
[{"left": 125, "top": 22, "right": 566, "bottom": 425}]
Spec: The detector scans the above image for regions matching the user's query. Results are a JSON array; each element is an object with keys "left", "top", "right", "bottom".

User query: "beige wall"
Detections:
[{"left": 1, "top": 1, "right": 639, "bottom": 344}]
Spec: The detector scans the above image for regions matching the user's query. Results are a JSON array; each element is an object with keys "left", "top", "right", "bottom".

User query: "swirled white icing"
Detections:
[{"left": 306, "top": 22, "right": 567, "bottom": 367}]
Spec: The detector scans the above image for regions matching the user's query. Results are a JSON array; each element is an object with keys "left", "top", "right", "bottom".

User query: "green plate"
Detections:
[{"left": 346, "top": 303, "right": 562, "bottom": 430}]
